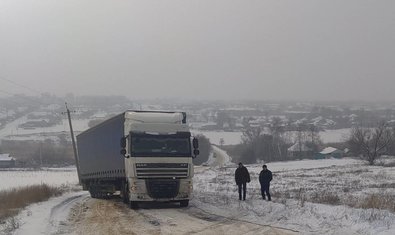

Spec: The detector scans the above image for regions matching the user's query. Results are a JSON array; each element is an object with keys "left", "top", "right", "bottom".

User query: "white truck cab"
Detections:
[
  {"left": 77, "top": 111, "right": 199, "bottom": 209},
  {"left": 120, "top": 111, "right": 199, "bottom": 208}
]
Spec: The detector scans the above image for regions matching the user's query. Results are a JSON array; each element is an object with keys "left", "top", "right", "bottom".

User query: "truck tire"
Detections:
[
  {"left": 89, "top": 189, "right": 97, "bottom": 198},
  {"left": 180, "top": 200, "right": 189, "bottom": 207},
  {"left": 130, "top": 201, "right": 138, "bottom": 209},
  {"left": 122, "top": 183, "right": 129, "bottom": 204}
]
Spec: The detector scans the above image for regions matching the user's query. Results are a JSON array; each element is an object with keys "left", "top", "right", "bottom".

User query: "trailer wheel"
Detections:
[
  {"left": 129, "top": 201, "right": 138, "bottom": 209},
  {"left": 180, "top": 200, "right": 189, "bottom": 207},
  {"left": 89, "top": 189, "right": 96, "bottom": 198}
]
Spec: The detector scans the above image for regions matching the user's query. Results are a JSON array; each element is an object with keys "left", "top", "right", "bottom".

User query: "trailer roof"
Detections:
[
  {"left": 77, "top": 110, "right": 186, "bottom": 137},
  {"left": 125, "top": 111, "right": 186, "bottom": 124}
]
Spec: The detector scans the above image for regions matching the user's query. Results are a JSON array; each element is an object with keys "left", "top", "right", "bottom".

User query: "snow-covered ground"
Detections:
[
  {"left": 201, "top": 145, "right": 233, "bottom": 168},
  {"left": 0, "top": 168, "right": 78, "bottom": 191},
  {"left": 3, "top": 191, "right": 88, "bottom": 235},
  {"left": 3, "top": 157, "right": 394, "bottom": 234},
  {"left": 193, "top": 157, "right": 395, "bottom": 234}
]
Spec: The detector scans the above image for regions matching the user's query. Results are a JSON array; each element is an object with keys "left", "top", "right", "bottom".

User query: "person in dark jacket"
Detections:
[
  {"left": 235, "top": 162, "right": 250, "bottom": 200},
  {"left": 259, "top": 164, "right": 272, "bottom": 201}
]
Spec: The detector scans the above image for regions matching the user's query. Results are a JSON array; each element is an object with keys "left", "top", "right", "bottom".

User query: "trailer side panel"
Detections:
[{"left": 76, "top": 113, "right": 126, "bottom": 180}]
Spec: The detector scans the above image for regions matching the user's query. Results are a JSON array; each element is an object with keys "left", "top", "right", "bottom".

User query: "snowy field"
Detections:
[
  {"left": 0, "top": 168, "right": 78, "bottom": 191},
  {"left": 0, "top": 116, "right": 91, "bottom": 141},
  {"left": 194, "top": 157, "right": 395, "bottom": 234}
]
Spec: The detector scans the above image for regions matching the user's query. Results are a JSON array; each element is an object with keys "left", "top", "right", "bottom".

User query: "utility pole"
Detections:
[
  {"left": 39, "top": 142, "right": 42, "bottom": 167},
  {"left": 64, "top": 102, "right": 81, "bottom": 184}
]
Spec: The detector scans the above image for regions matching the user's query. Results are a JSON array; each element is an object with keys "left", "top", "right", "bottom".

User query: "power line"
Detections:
[
  {"left": 0, "top": 91, "right": 25, "bottom": 107},
  {"left": 0, "top": 76, "right": 42, "bottom": 95},
  {"left": 0, "top": 76, "right": 68, "bottom": 107},
  {"left": 0, "top": 89, "right": 16, "bottom": 97},
  {"left": 0, "top": 89, "right": 46, "bottom": 106}
]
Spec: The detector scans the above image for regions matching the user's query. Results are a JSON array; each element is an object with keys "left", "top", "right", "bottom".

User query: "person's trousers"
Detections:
[
  {"left": 261, "top": 184, "right": 271, "bottom": 201},
  {"left": 238, "top": 182, "right": 247, "bottom": 200}
]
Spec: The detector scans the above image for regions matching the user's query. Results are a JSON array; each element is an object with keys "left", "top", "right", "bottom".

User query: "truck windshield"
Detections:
[{"left": 131, "top": 133, "right": 191, "bottom": 157}]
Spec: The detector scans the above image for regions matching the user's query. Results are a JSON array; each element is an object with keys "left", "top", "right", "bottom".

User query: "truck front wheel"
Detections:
[{"left": 122, "top": 183, "right": 129, "bottom": 204}]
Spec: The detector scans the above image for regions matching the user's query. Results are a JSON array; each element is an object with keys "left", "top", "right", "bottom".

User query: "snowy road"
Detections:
[
  {"left": 70, "top": 197, "right": 297, "bottom": 235},
  {"left": 12, "top": 192, "right": 297, "bottom": 235},
  {"left": 211, "top": 145, "right": 232, "bottom": 167}
]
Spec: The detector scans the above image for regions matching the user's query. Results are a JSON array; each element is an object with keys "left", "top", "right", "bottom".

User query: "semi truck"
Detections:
[{"left": 76, "top": 110, "right": 199, "bottom": 208}]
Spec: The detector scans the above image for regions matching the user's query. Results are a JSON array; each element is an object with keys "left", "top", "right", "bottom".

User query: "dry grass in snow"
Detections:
[{"left": 0, "top": 184, "right": 63, "bottom": 221}]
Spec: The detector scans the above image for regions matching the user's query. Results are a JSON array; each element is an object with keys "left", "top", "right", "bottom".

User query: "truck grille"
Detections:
[
  {"left": 135, "top": 163, "right": 189, "bottom": 179},
  {"left": 146, "top": 179, "right": 179, "bottom": 199}
]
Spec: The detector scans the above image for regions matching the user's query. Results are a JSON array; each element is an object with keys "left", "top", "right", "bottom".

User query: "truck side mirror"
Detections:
[
  {"left": 120, "top": 137, "right": 127, "bottom": 148},
  {"left": 120, "top": 137, "right": 129, "bottom": 158},
  {"left": 192, "top": 138, "right": 199, "bottom": 149},
  {"left": 192, "top": 138, "right": 199, "bottom": 158}
]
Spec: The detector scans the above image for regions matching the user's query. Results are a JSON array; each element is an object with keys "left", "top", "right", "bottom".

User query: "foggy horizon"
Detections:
[{"left": 1, "top": 0, "right": 395, "bottom": 102}]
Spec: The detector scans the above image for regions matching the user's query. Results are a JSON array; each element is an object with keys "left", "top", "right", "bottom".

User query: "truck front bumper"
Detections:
[{"left": 128, "top": 178, "right": 192, "bottom": 201}]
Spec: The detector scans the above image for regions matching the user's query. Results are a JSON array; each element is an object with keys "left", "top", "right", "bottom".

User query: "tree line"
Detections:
[
  {"left": 229, "top": 118, "right": 395, "bottom": 165},
  {"left": 228, "top": 117, "right": 322, "bottom": 164}
]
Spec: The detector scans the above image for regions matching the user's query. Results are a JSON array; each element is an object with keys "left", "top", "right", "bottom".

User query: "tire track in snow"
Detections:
[
  {"left": 47, "top": 192, "right": 89, "bottom": 234},
  {"left": 186, "top": 201, "right": 299, "bottom": 234},
  {"left": 12, "top": 191, "right": 88, "bottom": 235}
]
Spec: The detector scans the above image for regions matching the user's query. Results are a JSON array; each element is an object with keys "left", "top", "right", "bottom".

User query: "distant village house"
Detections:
[
  {"left": 317, "top": 147, "right": 344, "bottom": 159},
  {"left": 0, "top": 153, "right": 16, "bottom": 168},
  {"left": 287, "top": 143, "right": 313, "bottom": 158}
]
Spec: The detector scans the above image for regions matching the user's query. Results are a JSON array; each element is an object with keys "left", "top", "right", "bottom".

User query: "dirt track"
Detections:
[{"left": 69, "top": 197, "right": 297, "bottom": 235}]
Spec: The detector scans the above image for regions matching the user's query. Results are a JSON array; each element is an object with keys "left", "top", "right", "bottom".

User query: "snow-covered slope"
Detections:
[{"left": 3, "top": 158, "right": 395, "bottom": 234}]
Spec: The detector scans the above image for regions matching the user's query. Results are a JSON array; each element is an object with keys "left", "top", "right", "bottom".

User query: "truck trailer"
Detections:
[{"left": 76, "top": 110, "right": 199, "bottom": 208}]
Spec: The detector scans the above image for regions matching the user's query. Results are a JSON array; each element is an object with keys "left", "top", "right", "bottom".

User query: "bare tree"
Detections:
[
  {"left": 216, "top": 111, "right": 233, "bottom": 129},
  {"left": 348, "top": 122, "right": 393, "bottom": 165},
  {"left": 295, "top": 123, "right": 308, "bottom": 157},
  {"left": 242, "top": 126, "right": 262, "bottom": 144},
  {"left": 306, "top": 124, "right": 321, "bottom": 152},
  {"left": 269, "top": 117, "right": 285, "bottom": 159},
  {"left": 219, "top": 138, "right": 225, "bottom": 146}
]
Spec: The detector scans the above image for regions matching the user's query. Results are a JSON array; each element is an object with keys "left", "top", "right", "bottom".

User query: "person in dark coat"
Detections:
[
  {"left": 259, "top": 164, "right": 272, "bottom": 201},
  {"left": 235, "top": 162, "right": 250, "bottom": 200}
]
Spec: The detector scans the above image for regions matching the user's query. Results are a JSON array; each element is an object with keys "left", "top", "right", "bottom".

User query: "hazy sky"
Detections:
[{"left": 1, "top": 0, "right": 394, "bottom": 101}]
